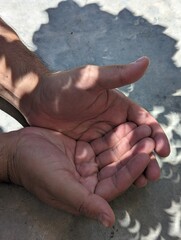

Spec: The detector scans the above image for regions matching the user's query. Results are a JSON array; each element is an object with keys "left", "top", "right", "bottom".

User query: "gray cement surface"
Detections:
[{"left": 0, "top": 1, "right": 181, "bottom": 239}]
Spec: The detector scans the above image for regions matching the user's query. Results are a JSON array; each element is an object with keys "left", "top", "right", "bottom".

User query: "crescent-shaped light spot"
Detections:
[
  {"left": 128, "top": 220, "right": 141, "bottom": 234},
  {"left": 118, "top": 211, "right": 131, "bottom": 228}
]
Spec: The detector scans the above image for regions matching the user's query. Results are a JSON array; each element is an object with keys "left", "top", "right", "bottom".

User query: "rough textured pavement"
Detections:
[{"left": 0, "top": 1, "right": 181, "bottom": 239}]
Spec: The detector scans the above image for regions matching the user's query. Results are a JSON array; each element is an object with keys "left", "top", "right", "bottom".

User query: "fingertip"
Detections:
[
  {"left": 146, "top": 167, "right": 160, "bottom": 182},
  {"left": 134, "top": 56, "right": 150, "bottom": 64},
  {"left": 134, "top": 175, "right": 148, "bottom": 188},
  {"left": 99, "top": 212, "right": 115, "bottom": 228},
  {"left": 124, "top": 56, "right": 150, "bottom": 84},
  {"left": 80, "top": 193, "right": 115, "bottom": 228},
  {"left": 155, "top": 134, "right": 171, "bottom": 157},
  {"left": 138, "top": 124, "right": 152, "bottom": 137},
  {"left": 131, "top": 56, "right": 150, "bottom": 71},
  {"left": 144, "top": 155, "right": 161, "bottom": 181},
  {"left": 97, "top": 56, "right": 150, "bottom": 90}
]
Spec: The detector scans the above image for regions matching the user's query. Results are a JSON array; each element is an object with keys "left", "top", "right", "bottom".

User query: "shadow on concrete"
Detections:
[
  {"left": 0, "top": 1, "right": 180, "bottom": 240},
  {"left": 33, "top": 1, "right": 180, "bottom": 142}
]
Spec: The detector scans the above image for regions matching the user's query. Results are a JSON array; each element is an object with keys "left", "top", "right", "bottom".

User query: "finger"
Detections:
[
  {"left": 128, "top": 101, "right": 170, "bottom": 157},
  {"left": 96, "top": 125, "right": 152, "bottom": 169},
  {"left": 98, "top": 137, "right": 155, "bottom": 180},
  {"left": 79, "top": 193, "right": 115, "bottom": 227},
  {"left": 133, "top": 153, "right": 160, "bottom": 188},
  {"left": 96, "top": 153, "right": 150, "bottom": 202},
  {"left": 133, "top": 153, "right": 160, "bottom": 187},
  {"left": 134, "top": 175, "right": 148, "bottom": 188},
  {"left": 91, "top": 122, "right": 137, "bottom": 155},
  {"left": 95, "top": 56, "right": 149, "bottom": 90},
  {"left": 39, "top": 171, "right": 115, "bottom": 228},
  {"left": 144, "top": 153, "right": 160, "bottom": 181}
]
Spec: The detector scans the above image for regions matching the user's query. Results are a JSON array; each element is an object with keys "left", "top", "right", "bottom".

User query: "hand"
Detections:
[
  {"left": 21, "top": 57, "right": 170, "bottom": 159},
  {"left": 0, "top": 20, "right": 170, "bottom": 184},
  {"left": 0, "top": 20, "right": 170, "bottom": 186},
  {"left": 6, "top": 123, "right": 155, "bottom": 227}
]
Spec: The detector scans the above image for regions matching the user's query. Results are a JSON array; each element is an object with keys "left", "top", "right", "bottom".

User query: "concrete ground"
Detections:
[{"left": 0, "top": 0, "right": 180, "bottom": 239}]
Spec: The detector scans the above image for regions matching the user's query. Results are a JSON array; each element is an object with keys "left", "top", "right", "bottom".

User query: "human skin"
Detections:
[
  {"left": 0, "top": 123, "right": 155, "bottom": 227},
  {"left": 0, "top": 18, "right": 170, "bottom": 185}
]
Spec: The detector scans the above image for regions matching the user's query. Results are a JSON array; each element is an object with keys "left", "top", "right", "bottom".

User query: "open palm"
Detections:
[{"left": 10, "top": 123, "right": 155, "bottom": 227}]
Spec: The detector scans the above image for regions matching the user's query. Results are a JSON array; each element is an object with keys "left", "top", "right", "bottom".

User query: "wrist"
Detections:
[
  {"left": 0, "top": 131, "right": 19, "bottom": 183},
  {"left": 0, "top": 18, "right": 49, "bottom": 114}
]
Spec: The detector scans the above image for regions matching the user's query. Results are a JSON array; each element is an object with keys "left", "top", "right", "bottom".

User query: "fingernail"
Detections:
[
  {"left": 99, "top": 214, "right": 110, "bottom": 227},
  {"left": 135, "top": 56, "right": 148, "bottom": 62}
]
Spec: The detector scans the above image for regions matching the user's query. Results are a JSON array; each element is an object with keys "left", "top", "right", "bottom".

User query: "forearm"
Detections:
[{"left": 0, "top": 18, "right": 49, "bottom": 111}]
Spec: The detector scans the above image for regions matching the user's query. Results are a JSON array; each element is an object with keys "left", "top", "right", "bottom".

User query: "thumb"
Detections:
[
  {"left": 79, "top": 193, "right": 115, "bottom": 227},
  {"left": 96, "top": 56, "right": 149, "bottom": 89}
]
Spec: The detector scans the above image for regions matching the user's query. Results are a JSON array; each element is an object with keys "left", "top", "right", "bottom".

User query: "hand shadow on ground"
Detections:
[{"left": 1, "top": 1, "right": 180, "bottom": 240}]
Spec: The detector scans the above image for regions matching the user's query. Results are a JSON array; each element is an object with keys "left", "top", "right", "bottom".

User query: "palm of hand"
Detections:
[
  {"left": 27, "top": 61, "right": 170, "bottom": 158},
  {"left": 11, "top": 123, "right": 154, "bottom": 226},
  {"left": 29, "top": 67, "right": 129, "bottom": 140},
  {"left": 29, "top": 66, "right": 135, "bottom": 140}
]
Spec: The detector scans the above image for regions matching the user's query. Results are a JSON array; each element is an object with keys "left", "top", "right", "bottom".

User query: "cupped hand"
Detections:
[
  {"left": 22, "top": 57, "right": 170, "bottom": 159},
  {"left": 8, "top": 122, "right": 155, "bottom": 227}
]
